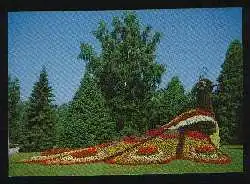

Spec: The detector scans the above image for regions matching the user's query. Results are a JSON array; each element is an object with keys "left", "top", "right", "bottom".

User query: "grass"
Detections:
[{"left": 9, "top": 145, "right": 243, "bottom": 176}]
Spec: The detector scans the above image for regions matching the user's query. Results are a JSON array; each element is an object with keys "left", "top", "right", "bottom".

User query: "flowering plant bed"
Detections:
[{"left": 19, "top": 108, "right": 231, "bottom": 166}]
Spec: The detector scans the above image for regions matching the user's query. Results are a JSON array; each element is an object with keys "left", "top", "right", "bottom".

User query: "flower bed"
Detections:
[
  {"left": 181, "top": 135, "right": 231, "bottom": 165},
  {"left": 20, "top": 106, "right": 230, "bottom": 166}
]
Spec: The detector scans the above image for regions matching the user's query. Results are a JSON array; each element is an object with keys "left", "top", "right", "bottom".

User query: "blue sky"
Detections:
[{"left": 8, "top": 8, "right": 242, "bottom": 105}]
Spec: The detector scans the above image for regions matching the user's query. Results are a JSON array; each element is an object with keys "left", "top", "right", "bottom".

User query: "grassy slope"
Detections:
[{"left": 9, "top": 145, "right": 243, "bottom": 176}]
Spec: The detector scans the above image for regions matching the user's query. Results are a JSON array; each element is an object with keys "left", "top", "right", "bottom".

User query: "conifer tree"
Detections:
[
  {"left": 8, "top": 75, "right": 21, "bottom": 145},
  {"left": 63, "top": 72, "right": 117, "bottom": 148},
  {"left": 213, "top": 40, "right": 243, "bottom": 144},
  {"left": 22, "top": 67, "right": 56, "bottom": 151},
  {"left": 162, "top": 76, "right": 188, "bottom": 121},
  {"left": 146, "top": 76, "right": 188, "bottom": 128}
]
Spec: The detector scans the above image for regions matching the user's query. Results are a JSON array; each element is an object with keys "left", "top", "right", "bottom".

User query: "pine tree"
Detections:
[
  {"left": 22, "top": 67, "right": 56, "bottom": 151},
  {"left": 213, "top": 40, "right": 243, "bottom": 144},
  {"left": 55, "top": 103, "right": 70, "bottom": 148},
  {"left": 8, "top": 75, "right": 21, "bottom": 145},
  {"left": 146, "top": 76, "right": 188, "bottom": 128},
  {"left": 163, "top": 76, "right": 188, "bottom": 121},
  {"left": 63, "top": 72, "right": 117, "bottom": 148}
]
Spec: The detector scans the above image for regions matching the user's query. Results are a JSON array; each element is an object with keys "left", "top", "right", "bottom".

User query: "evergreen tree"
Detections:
[
  {"left": 147, "top": 76, "right": 188, "bottom": 128},
  {"left": 78, "top": 11, "right": 165, "bottom": 133},
  {"left": 22, "top": 67, "right": 56, "bottom": 151},
  {"left": 55, "top": 103, "right": 70, "bottom": 148},
  {"left": 213, "top": 40, "right": 243, "bottom": 144},
  {"left": 163, "top": 76, "right": 188, "bottom": 121},
  {"left": 63, "top": 72, "right": 117, "bottom": 148},
  {"left": 8, "top": 75, "right": 21, "bottom": 145},
  {"left": 17, "top": 100, "right": 29, "bottom": 151}
]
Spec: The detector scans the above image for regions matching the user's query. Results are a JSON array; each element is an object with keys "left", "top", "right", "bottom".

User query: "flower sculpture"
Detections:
[{"left": 20, "top": 108, "right": 231, "bottom": 165}]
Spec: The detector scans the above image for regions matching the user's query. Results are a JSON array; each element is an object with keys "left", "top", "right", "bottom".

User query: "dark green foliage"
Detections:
[
  {"left": 21, "top": 67, "right": 57, "bottom": 152},
  {"left": 78, "top": 11, "right": 165, "bottom": 133},
  {"left": 163, "top": 76, "right": 189, "bottom": 120},
  {"left": 183, "top": 121, "right": 217, "bottom": 135},
  {"left": 146, "top": 76, "right": 189, "bottom": 129},
  {"left": 54, "top": 103, "right": 70, "bottom": 148},
  {"left": 62, "top": 72, "right": 117, "bottom": 148},
  {"left": 8, "top": 75, "right": 21, "bottom": 144},
  {"left": 192, "top": 77, "right": 214, "bottom": 111},
  {"left": 213, "top": 40, "right": 243, "bottom": 144},
  {"left": 17, "top": 101, "right": 29, "bottom": 151}
]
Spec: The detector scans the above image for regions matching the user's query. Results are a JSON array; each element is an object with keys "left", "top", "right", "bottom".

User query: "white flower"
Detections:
[
  {"left": 168, "top": 115, "right": 217, "bottom": 130},
  {"left": 62, "top": 155, "right": 73, "bottom": 161}
]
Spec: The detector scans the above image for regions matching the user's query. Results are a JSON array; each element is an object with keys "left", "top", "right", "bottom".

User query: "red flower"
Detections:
[
  {"left": 97, "top": 142, "right": 111, "bottom": 148},
  {"left": 159, "top": 133, "right": 179, "bottom": 139},
  {"left": 186, "top": 130, "right": 210, "bottom": 140},
  {"left": 138, "top": 145, "right": 158, "bottom": 155},
  {"left": 87, "top": 147, "right": 97, "bottom": 153},
  {"left": 105, "top": 159, "right": 116, "bottom": 164},
  {"left": 70, "top": 147, "right": 97, "bottom": 158},
  {"left": 195, "top": 145, "right": 216, "bottom": 153}
]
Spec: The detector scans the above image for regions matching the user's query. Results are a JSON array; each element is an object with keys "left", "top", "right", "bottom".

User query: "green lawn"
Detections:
[{"left": 9, "top": 145, "right": 243, "bottom": 176}]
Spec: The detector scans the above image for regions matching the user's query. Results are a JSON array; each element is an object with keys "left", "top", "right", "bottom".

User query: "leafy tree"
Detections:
[
  {"left": 63, "top": 71, "right": 117, "bottom": 148},
  {"left": 22, "top": 67, "right": 57, "bottom": 151},
  {"left": 213, "top": 40, "right": 243, "bottom": 144},
  {"left": 8, "top": 75, "right": 21, "bottom": 145},
  {"left": 78, "top": 11, "right": 166, "bottom": 133}
]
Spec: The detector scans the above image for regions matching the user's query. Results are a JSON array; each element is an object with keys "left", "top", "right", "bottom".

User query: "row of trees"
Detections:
[{"left": 8, "top": 12, "right": 243, "bottom": 152}]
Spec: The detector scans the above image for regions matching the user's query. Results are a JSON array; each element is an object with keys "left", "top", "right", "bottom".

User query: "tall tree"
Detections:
[
  {"left": 63, "top": 72, "right": 117, "bottom": 148},
  {"left": 78, "top": 11, "right": 165, "bottom": 133},
  {"left": 213, "top": 40, "right": 243, "bottom": 144},
  {"left": 162, "top": 76, "right": 188, "bottom": 121},
  {"left": 8, "top": 75, "right": 21, "bottom": 145},
  {"left": 54, "top": 103, "right": 70, "bottom": 148},
  {"left": 17, "top": 100, "right": 29, "bottom": 151},
  {"left": 22, "top": 67, "right": 57, "bottom": 151},
  {"left": 146, "top": 76, "right": 188, "bottom": 128}
]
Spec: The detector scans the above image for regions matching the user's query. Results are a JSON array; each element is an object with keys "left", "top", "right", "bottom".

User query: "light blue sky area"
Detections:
[{"left": 8, "top": 8, "right": 242, "bottom": 105}]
